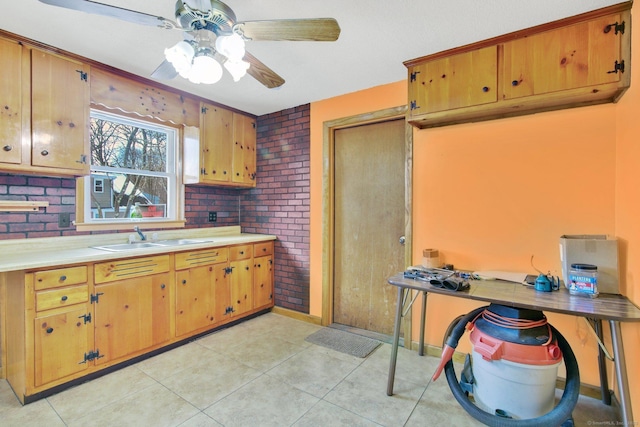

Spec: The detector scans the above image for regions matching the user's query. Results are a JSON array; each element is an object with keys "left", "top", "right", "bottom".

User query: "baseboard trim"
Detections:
[{"left": 271, "top": 306, "right": 322, "bottom": 325}]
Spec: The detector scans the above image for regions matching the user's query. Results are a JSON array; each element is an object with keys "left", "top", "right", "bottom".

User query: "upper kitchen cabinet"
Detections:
[
  {"left": 185, "top": 101, "right": 257, "bottom": 187},
  {"left": 503, "top": 11, "right": 629, "bottom": 99},
  {"left": 407, "top": 46, "right": 498, "bottom": 116},
  {"left": 31, "top": 49, "right": 90, "bottom": 173},
  {"left": 0, "top": 39, "right": 90, "bottom": 175},
  {"left": 232, "top": 113, "right": 257, "bottom": 186},
  {"left": 405, "top": 3, "right": 631, "bottom": 129},
  {"left": 0, "top": 37, "right": 23, "bottom": 165}
]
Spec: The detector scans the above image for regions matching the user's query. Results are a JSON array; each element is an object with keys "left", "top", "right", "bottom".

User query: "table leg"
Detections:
[
  {"left": 609, "top": 320, "right": 633, "bottom": 426},
  {"left": 387, "top": 286, "right": 405, "bottom": 396},
  {"left": 594, "top": 319, "right": 611, "bottom": 405},
  {"left": 418, "top": 291, "right": 427, "bottom": 356}
]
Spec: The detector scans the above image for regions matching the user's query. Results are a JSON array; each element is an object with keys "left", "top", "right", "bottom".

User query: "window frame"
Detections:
[{"left": 75, "top": 109, "right": 185, "bottom": 231}]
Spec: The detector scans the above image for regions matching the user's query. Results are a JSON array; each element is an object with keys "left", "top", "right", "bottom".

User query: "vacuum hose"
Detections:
[{"left": 437, "top": 306, "right": 580, "bottom": 427}]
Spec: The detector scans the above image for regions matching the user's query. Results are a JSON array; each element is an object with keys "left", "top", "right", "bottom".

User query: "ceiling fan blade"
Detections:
[
  {"left": 38, "top": 0, "right": 175, "bottom": 28},
  {"left": 234, "top": 18, "right": 340, "bottom": 41},
  {"left": 151, "top": 60, "right": 179, "bottom": 80},
  {"left": 243, "top": 51, "right": 285, "bottom": 88}
]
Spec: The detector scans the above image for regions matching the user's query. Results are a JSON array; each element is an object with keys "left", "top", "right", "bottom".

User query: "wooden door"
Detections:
[
  {"left": 214, "top": 263, "right": 232, "bottom": 319},
  {"left": 232, "top": 113, "right": 256, "bottom": 186},
  {"left": 175, "top": 266, "right": 215, "bottom": 337},
  {"left": 230, "top": 258, "right": 253, "bottom": 316},
  {"left": 0, "top": 37, "right": 23, "bottom": 165},
  {"left": 253, "top": 254, "right": 273, "bottom": 308},
  {"left": 34, "top": 305, "right": 90, "bottom": 386},
  {"left": 94, "top": 273, "right": 170, "bottom": 364},
  {"left": 200, "top": 103, "right": 232, "bottom": 183},
  {"left": 408, "top": 46, "right": 497, "bottom": 115},
  {"left": 333, "top": 119, "right": 406, "bottom": 335},
  {"left": 31, "top": 49, "right": 89, "bottom": 171},
  {"left": 503, "top": 13, "right": 623, "bottom": 99}
]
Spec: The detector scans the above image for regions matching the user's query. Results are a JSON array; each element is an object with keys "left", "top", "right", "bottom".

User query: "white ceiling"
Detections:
[{"left": 1, "top": 0, "right": 626, "bottom": 116}]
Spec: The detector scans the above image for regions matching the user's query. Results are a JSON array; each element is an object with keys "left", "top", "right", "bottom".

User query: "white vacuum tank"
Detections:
[{"left": 469, "top": 305, "right": 563, "bottom": 420}]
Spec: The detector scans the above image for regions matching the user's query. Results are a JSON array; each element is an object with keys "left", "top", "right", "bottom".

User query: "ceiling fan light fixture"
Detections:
[
  {"left": 164, "top": 41, "right": 195, "bottom": 74},
  {"left": 188, "top": 52, "right": 223, "bottom": 84},
  {"left": 224, "top": 59, "right": 250, "bottom": 82},
  {"left": 215, "top": 33, "right": 246, "bottom": 62}
]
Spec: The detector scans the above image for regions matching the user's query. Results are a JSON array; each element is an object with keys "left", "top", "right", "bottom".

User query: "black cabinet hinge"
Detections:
[
  {"left": 91, "top": 292, "right": 104, "bottom": 304},
  {"left": 604, "top": 21, "right": 625, "bottom": 35},
  {"left": 78, "top": 313, "right": 92, "bottom": 324},
  {"left": 410, "top": 71, "right": 420, "bottom": 82},
  {"left": 224, "top": 266, "right": 234, "bottom": 276},
  {"left": 201, "top": 106, "right": 209, "bottom": 114},
  {"left": 79, "top": 349, "right": 104, "bottom": 364},
  {"left": 225, "top": 306, "right": 235, "bottom": 315},
  {"left": 76, "top": 70, "right": 88, "bottom": 82},
  {"left": 410, "top": 100, "right": 420, "bottom": 111},
  {"left": 607, "top": 60, "right": 625, "bottom": 74}
]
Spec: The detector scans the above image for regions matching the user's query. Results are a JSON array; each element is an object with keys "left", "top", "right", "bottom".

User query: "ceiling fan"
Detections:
[{"left": 38, "top": 0, "right": 341, "bottom": 87}]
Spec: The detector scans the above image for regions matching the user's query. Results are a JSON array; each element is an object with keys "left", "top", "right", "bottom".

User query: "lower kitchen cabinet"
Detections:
[
  {"left": 2, "top": 239, "right": 275, "bottom": 404},
  {"left": 175, "top": 247, "right": 229, "bottom": 337},
  {"left": 34, "top": 305, "right": 91, "bottom": 387},
  {"left": 253, "top": 242, "right": 274, "bottom": 309},
  {"left": 94, "top": 272, "right": 171, "bottom": 364}
]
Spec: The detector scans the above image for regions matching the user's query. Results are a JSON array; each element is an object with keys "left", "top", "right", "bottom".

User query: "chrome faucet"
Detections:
[{"left": 133, "top": 226, "right": 147, "bottom": 241}]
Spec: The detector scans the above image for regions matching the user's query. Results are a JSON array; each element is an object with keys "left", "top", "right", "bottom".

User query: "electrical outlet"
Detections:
[
  {"left": 208, "top": 211, "right": 217, "bottom": 222},
  {"left": 58, "top": 212, "right": 71, "bottom": 228}
]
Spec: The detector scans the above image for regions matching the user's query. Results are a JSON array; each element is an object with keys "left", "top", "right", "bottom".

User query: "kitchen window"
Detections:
[{"left": 76, "top": 110, "right": 184, "bottom": 230}]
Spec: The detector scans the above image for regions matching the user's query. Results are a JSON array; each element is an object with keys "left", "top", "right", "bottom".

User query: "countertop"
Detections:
[{"left": 0, "top": 226, "right": 276, "bottom": 272}]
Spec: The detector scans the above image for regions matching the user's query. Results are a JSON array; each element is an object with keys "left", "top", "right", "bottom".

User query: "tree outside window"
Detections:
[{"left": 84, "top": 110, "right": 178, "bottom": 222}]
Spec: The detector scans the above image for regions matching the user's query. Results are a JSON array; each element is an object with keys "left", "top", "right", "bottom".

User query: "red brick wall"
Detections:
[
  {"left": 0, "top": 175, "right": 240, "bottom": 238},
  {"left": 241, "top": 104, "right": 310, "bottom": 313}
]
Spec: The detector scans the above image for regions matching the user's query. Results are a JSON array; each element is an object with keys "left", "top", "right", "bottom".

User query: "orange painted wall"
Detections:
[{"left": 310, "top": 3, "right": 640, "bottom": 417}]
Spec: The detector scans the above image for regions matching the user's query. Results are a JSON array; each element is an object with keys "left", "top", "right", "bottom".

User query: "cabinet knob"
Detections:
[
  {"left": 240, "top": 251, "right": 244, "bottom": 255},
  {"left": 46, "top": 327, "right": 54, "bottom": 334},
  {"left": 161, "top": 284, "right": 166, "bottom": 289},
  {"left": 511, "top": 80, "right": 519, "bottom": 86},
  {"left": 41, "top": 149, "right": 49, "bottom": 156},
  {"left": 2, "top": 145, "right": 12, "bottom": 152},
  {"left": 482, "top": 86, "right": 489, "bottom": 92},
  {"left": 60, "top": 275, "right": 67, "bottom": 281},
  {"left": 182, "top": 279, "right": 187, "bottom": 285},
  {"left": 61, "top": 295, "right": 68, "bottom": 301}
]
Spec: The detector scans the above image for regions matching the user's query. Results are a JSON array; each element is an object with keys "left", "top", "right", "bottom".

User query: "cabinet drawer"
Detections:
[
  {"left": 229, "top": 244, "right": 252, "bottom": 261},
  {"left": 253, "top": 242, "right": 273, "bottom": 257},
  {"left": 175, "top": 247, "right": 229, "bottom": 270},
  {"left": 36, "top": 284, "right": 88, "bottom": 311},
  {"left": 34, "top": 266, "right": 88, "bottom": 291},
  {"left": 95, "top": 255, "right": 170, "bottom": 284}
]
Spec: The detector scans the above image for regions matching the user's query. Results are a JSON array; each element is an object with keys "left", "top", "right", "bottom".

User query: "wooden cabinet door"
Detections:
[
  {"left": 200, "top": 102, "right": 232, "bottom": 183},
  {"left": 503, "top": 13, "right": 624, "bottom": 99},
  {"left": 34, "top": 305, "right": 90, "bottom": 387},
  {"left": 0, "top": 37, "right": 23, "bottom": 165},
  {"left": 175, "top": 266, "right": 215, "bottom": 337},
  {"left": 230, "top": 259, "right": 253, "bottom": 317},
  {"left": 94, "top": 273, "right": 170, "bottom": 364},
  {"left": 232, "top": 113, "right": 256, "bottom": 186},
  {"left": 408, "top": 46, "right": 497, "bottom": 115},
  {"left": 31, "top": 49, "right": 89, "bottom": 172},
  {"left": 213, "top": 263, "right": 231, "bottom": 320},
  {"left": 253, "top": 255, "right": 273, "bottom": 309}
]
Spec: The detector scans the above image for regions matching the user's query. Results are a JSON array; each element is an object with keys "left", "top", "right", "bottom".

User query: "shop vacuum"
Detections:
[{"left": 432, "top": 304, "right": 580, "bottom": 427}]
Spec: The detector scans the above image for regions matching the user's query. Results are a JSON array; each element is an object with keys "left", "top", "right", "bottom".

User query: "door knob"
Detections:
[{"left": 399, "top": 236, "right": 406, "bottom": 245}]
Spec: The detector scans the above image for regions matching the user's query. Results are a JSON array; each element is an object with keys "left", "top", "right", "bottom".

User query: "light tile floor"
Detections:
[{"left": 0, "top": 313, "right": 621, "bottom": 426}]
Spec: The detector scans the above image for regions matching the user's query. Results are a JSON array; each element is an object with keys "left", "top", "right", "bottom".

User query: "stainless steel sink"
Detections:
[
  {"left": 90, "top": 242, "right": 165, "bottom": 252},
  {"left": 154, "top": 239, "right": 207, "bottom": 246},
  {"left": 91, "top": 239, "right": 209, "bottom": 252}
]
